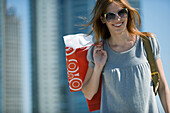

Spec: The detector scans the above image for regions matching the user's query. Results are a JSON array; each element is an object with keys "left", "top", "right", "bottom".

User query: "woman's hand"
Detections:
[
  {"left": 93, "top": 42, "right": 107, "bottom": 68},
  {"left": 82, "top": 42, "right": 107, "bottom": 100}
]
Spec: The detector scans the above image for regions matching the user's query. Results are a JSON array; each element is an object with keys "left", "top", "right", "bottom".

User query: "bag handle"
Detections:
[{"left": 141, "top": 36, "right": 160, "bottom": 95}]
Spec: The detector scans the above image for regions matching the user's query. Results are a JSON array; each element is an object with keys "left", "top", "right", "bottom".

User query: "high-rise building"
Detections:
[
  {"left": 1, "top": 7, "right": 23, "bottom": 113},
  {"left": 0, "top": 0, "right": 6, "bottom": 113},
  {"left": 30, "top": 0, "right": 39, "bottom": 113},
  {"left": 37, "top": 0, "right": 63, "bottom": 113},
  {"left": 30, "top": 0, "right": 66, "bottom": 113}
]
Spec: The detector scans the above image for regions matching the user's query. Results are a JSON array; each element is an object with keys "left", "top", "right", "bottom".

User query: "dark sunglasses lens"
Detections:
[
  {"left": 106, "top": 13, "right": 116, "bottom": 22},
  {"left": 118, "top": 9, "right": 127, "bottom": 18}
]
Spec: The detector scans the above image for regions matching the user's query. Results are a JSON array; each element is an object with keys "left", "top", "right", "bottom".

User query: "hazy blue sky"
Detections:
[
  {"left": 142, "top": 0, "right": 170, "bottom": 87},
  {"left": 6, "top": 0, "right": 169, "bottom": 113},
  {"left": 142, "top": 0, "right": 170, "bottom": 112}
]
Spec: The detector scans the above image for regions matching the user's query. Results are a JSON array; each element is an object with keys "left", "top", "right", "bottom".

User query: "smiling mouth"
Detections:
[{"left": 112, "top": 22, "right": 124, "bottom": 27}]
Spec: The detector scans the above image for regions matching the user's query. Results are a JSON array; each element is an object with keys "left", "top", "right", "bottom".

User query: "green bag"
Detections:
[{"left": 141, "top": 36, "right": 160, "bottom": 95}]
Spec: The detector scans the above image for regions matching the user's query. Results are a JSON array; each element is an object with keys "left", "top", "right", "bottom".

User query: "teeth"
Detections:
[{"left": 113, "top": 23, "right": 122, "bottom": 27}]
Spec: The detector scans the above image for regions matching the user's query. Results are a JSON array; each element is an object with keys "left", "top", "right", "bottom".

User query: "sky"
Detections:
[
  {"left": 142, "top": 0, "right": 170, "bottom": 86},
  {"left": 5, "top": 0, "right": 170, "bottom": 113},
  {"left": 142, "top": 0, "right": 170, "bottom": 112}
]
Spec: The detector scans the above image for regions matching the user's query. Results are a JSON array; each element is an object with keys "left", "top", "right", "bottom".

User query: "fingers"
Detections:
[
  {"left": 94, "top": 45, "right": 102, "bottom": 54},
  {"left": 93, "top": 45, "right": 106, "bottom": 56},
  {"left": 101, "top": 50, "right": 107, "bottom": 56},
  {"left": 93, "top": 41, "right": 106, "bottom": 55},
  {"left": 95, "top": 42, "right": 103, "bottom": 47},
  {"left": 94, "top": 42, "right": 103, "bottom": 50}
]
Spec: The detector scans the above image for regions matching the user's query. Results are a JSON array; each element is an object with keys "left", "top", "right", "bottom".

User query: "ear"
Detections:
[{"left": 100, "top": 16, "right": 106, "bottom": 24}]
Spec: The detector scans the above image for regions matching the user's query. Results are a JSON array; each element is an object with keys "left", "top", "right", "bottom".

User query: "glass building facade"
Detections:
[
  {"left": 1, "top": 6, "right": 23, "bottom": 113},
  {"left": 30, "top": 0, "right": 39, "bottom": 113},
  {"left": 0, "top": 0, "right": 5, "bottom": 113},
  {"left": 30, "top": 0, "right": 66, "bottom": 113}
]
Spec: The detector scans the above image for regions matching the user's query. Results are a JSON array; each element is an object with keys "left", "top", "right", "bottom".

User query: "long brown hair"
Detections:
[{"left": 84, "top": 0, "right": 155, "bottom": 43}]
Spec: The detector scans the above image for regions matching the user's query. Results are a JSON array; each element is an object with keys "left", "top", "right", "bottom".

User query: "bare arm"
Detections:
[
  {"left": 82, "top": 43, "right": 107, "bottom": 100},
  {"left": 156, "top": 58, "right": 170, "bottom": 113},
  {"left": 82, "top": 66, "right": 103, "bottom": 100}
]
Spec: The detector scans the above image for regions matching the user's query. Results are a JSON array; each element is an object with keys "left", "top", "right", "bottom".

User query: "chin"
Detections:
[{"left": 113, "top": 26, "right": 127, "bottom": 34}]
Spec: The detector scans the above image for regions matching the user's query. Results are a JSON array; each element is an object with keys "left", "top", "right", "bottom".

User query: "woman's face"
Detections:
[{"left": 101, "top": 2, "right": 128, "bottom": 35}]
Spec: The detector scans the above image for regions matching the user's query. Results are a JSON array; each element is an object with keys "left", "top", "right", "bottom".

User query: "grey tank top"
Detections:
[{"left": 87, "top": 35, "right": 160, "bottom": 113}]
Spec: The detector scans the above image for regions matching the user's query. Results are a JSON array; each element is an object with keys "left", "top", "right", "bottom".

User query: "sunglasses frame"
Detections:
[{"left": 104, "top": 8, "right": 128, "bottom": 22}]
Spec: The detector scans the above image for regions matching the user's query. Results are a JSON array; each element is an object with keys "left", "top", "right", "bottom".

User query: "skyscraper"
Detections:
[
  {"left": 30, "top": 0, "right": 66, "bottom": 113},
  {"left": 37, "top": 0, "right": 63, "bottom": 113},
  {"left": 1, "top": 7, "right": 23, "bottom": 113},
  {"left": 0, "top": 0, "right": 6, "bottom": 112},
  {"left": 30, "top": 0, "right": 39, "bottom": 113}
]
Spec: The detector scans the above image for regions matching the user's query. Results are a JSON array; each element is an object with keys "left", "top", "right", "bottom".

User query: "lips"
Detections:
[{"left": 112, "top": 22, "right": 123, "bottom": 27}]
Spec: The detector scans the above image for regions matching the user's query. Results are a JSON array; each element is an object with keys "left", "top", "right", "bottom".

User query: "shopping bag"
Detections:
[
  {"left": 63, "top": 34, "right": 102, "bottom": 112},
  {"left": 64, "top": 34, "right": 94, "bottom": 92}
]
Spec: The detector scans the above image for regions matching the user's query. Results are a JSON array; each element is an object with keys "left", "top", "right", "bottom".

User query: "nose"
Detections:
[{"left": 115, "top": 14, "right": 121, "bottom": 21}]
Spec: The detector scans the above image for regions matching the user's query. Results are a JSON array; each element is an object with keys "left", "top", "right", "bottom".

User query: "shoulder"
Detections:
[
  {"left": 140, "top": 35, "right": 160, "bottom": 60},
  {"left": 87, "top": 45, "right": 95, "bottom": 55},
  {"left": 87, "top": 45, "right": 95, "bottom": 68},
  {"left": 139, "top": 35, "right": 159, "bottom": 47}
]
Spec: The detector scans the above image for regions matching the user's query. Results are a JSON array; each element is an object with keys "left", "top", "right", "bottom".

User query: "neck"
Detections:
[{"left": 109, "top": 30, "right": 134, "bottom": 46}]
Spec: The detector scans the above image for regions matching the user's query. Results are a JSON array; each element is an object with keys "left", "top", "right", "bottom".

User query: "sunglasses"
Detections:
[{"left": 104, "top": 8, "right": 128, "bottom": 22}]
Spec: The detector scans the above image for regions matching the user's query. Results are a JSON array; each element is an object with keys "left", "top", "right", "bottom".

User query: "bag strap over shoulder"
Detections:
[{"left": 141, "top": 36, "right": 160, "bottom": 95}]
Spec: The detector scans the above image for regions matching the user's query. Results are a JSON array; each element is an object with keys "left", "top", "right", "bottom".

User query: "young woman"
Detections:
[{"left": 81, "top": 0, "right": 170, "bottom": 113}]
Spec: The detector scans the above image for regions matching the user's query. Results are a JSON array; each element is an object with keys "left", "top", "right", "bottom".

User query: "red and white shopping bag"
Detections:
[
  {"left": 64, "top": 34, "right": 94, "bottom": 92},
  {"left": 63, "top": 34, "right": 102, "bottom": 112}
]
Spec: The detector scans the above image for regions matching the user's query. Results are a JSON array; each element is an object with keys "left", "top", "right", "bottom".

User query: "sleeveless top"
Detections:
[{"left": 87, "top": 35, "right": 160, "bottom": 113}]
